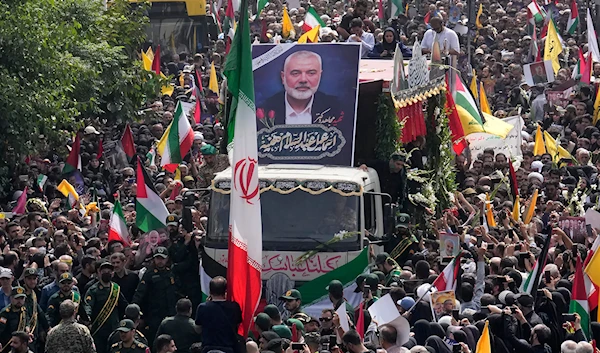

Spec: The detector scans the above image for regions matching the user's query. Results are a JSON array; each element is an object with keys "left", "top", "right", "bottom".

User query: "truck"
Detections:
[{"left": 204, "top": 164, "right": 397, "bottom": 307}]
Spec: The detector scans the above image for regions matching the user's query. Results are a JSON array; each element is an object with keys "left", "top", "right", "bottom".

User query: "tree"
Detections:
[{"left": 0, "top": 0, "right": 163, "bottom": 196}]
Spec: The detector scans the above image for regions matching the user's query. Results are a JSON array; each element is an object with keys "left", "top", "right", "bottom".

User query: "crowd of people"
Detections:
[{"left": 1, "top": 0, "right": 600, "bottom": 352}]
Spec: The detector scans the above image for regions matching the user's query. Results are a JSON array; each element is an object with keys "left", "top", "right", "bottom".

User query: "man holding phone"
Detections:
[{"left": 515, "top": 293, "right": 543, "bottom": 326}]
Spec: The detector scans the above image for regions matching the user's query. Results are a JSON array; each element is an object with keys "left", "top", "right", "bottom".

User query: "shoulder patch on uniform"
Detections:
[
  {"left": 0, "top": 317, "right": 6, "bottom": 324},
  {"left": 140, "top": 280, "right": 145, "bottom": 284},
  {"left": 111, "top": 342, "right": 119, "bottom": 347},
  {"left": 4, "top": 307, "right": 8, "bottom": 312},
  {"left": 48, "top": 305, "right": 54, "bottom": 310},
  {"left": 85, "top": 296, "right": 91, "bottom": 302},
  {"left": 138, "top": 342, "right": 147, "bottom": 348}
]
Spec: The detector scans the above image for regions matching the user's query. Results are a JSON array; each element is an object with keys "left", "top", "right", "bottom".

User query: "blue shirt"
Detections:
[{"left": 0, "top": 288, "right": 11, "bottom": 310}]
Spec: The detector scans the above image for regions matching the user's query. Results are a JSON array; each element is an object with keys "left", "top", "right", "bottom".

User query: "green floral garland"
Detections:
[
  {"left": 375, "top": 93, "right": 402, "bottom": 160},
  {"left": 423, "top": 94, "right": 457, "bottom": 215}
]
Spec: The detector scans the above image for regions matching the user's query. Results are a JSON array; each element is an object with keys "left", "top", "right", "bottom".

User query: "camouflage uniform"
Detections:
[
  {"left": 45, "top": 318, "right": 96, "bottom": 353},
  {"left": 198, "top": 155, "right": 229, "bottom": 188}
]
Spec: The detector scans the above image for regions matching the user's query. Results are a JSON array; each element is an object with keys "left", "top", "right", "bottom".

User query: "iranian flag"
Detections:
[
  {"left": 520, "top": 233, "right": 551, "bottom": 298},
  {"left": 36, "top": 174, "right": 47, "bottom": 192},
  {"left": 587, "top": 9, "right": 600, "bottom": 63},
  {"left": 135, "top": 157, "right": 169, "bottom": 232},
  {"left": 527, "top": 1, "right": 544, "bottom": 22},
  {"left": 63, "top": 133, "right": 81, "bottom": 174},
  {"left": 433, "top": 254, "right": 462, "bottom": 291},
  {"left": 570, "top": 255, "right": 590, "bottom": 339},
  {"left": 223, "top": 0, "right": 263, "bottom": 337},
  {"left": 223, "top": 0, "right": 236, "bottom": 54},
  {"left": 157, "top": 101, "right": 194, "bottom": 173},
  {"left": 567, "top": 0, "right": 579, "bottom": 35},
  {"left": 108, "top": 200, "right": 130, "bottom": 246},
  {"left": 257, "top": 0, "right": 268, "bottom": 14},
  {"left": 302, "top": 6, "right": 326, "bottom": 32}
]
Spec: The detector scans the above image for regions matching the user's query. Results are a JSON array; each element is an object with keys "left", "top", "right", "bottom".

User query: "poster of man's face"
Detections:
[
  {"left": 252, "top": 43, "right": 361, "bottom": 166},
  {"left": 524, "top": 60, "right": 555, "bottom": 86}
]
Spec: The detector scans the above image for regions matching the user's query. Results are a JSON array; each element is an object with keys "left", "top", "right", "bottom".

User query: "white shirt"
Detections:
[
  {"left": 285, "top": 93, "right": 313, "bottom": 124},
  {"left": 421, "top": 27, "right": 460, "bottom": 53},
  {"left": 347, "top": 31, "right": 375, "bottom": 58}
]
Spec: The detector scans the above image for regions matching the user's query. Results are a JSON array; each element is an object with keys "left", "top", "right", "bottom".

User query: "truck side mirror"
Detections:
[{"left": 383, "top": 203, "right": 398, "bottom": 235}]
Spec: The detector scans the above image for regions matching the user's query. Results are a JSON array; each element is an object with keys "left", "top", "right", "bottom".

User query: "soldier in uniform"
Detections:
[
  {"left": 0, "top": 287, "right": 29, "bottom": 349},
  {"left": 45, "top": 273, "right": 81, "bottom": 327},
  {"left": 375, "top": 252, "right": 402, "bottom": 287},
  {"left": 197, "top": 144, "right": 229, "bottom": 188},
  {"left": 132, "top": 247, "right": 179, "bottom": 347},
  {"left": 84, "top": 261, "right": 129, "bottom": 353},
  {"left": 107, "top": 304, "right": 148, "bottom": 347},
  {"left": 279, "top": 289, "right": 306, "bottom": 321},
  {"left": 155, "top": 299, "right": 200, "bottom": 353},
  {"left": 8, "top": 331, "right": 33, "bottom": 353},
  {"left": 20, "top": 268, "right": 40, "bottom": 325},
  {"left": 45, "top": 300, "right": 95, "bottom": 353},
  {"left": 109, "top": 319, "right": 150, "bottom": 353}
]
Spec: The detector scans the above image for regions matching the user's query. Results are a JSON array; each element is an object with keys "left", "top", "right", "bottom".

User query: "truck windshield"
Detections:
[{"left": 208, "top": 189, "right": 360, "bottom": 251}]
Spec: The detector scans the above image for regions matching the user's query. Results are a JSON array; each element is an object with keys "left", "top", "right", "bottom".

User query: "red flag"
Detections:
[
  {"left": 444, "top": 77, "right": 468, "bottom": 155},
  {"left": 508, "top": 160, "right": 519, "bottom": 198},
  {"left": 356, "top": 302, "right": 365, "bottom": 339},
  {"left": 377, "top": 0, "right": 384, "bottom": 19},
  {"left": 13, "top": 187, "right": 28, "bottom": 215},
  {"left": 63, "top": 133, "right": 82, "bottom": 174},
  {"left": 169, "top": 181, "right": 183, "bottom": 200},
  {"left": 424, "top": 11, "right": 431, "bottom": 24},
  {"left": 195, "top": 69, "right": 204, "bottom": 97},
  {"left": 97, "top": 139, "right": 104, "bottom": 159},
  {"left": 121, "top": 123, "right": 136, "bottom": 158},
  {"left": 194, "top": 97, "right": 202, "bottom": 124},
  {"left": 151, "top": 45, "right": 161, "bottom": 75},
  {"left": 291, "top": 323, "right": 298, "bottom": 342}
]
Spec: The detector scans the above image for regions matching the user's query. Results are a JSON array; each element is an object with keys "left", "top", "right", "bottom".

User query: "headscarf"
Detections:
[
  {"left": 556, "top": 287, "right": 571, "bottom": 304},
  {"left": 428, "top": 322, "right": 446, "bottom": 339},
  {"left": 591, "top": 322, "right": 600, "bottom": 344},
  {"left": 551, "top": 291, "right": 568, "bottom": 315},
  {"left": 410, "top": 301, "right": 434, "bottom": 325},
  {"left": 451, "top": 330, "right": 467, "bottom": 345},
  {"left": 413, "top": 319, "right": 430, "bottom": 345},
  {"left": 461, "top": 326, "right": 477, "bottom": 352},
  {"left": 425, "top": 336, "right": 452, "bottom": 353},
  {"left": 380, "top": 27, "right": 399, "bottom": 52}
]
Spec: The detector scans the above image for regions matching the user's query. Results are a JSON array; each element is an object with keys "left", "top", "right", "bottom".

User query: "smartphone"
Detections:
[
  {"left": 292, "top": 343, "right": 305, "bottom": 350},
  {"left": 544, "top": 271, "right": 552, "bottom": 284},
  {"left": 476, "top": 236, "right": 482, "bottom": 247},
  {"left": 452, "top": 309, "right": 460, "bottom": 321},
  {"left": 487, "top": 244, "right": 495, "bottom": 251},
  {"left": 453, "top": 344, "right": 462, "bottom": 353},
  {"left": 587, "top": 224, "right": 593, "bottom": 238},
  {"left": 515, "top": 244, "right": 522, "bottom": 251},
  {"left": 182, "top": 207, "right": 194, "bottom": 233},
  {"left": 562, "top": 314, "right": 576, "bottom": 322},
  {"left": 480, "top": 307, "right": 490, "bottom": 315}
]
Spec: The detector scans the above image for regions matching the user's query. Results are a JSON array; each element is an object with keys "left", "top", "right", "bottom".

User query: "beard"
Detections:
[{"left": 284, "top": 81, "right": 318, "bottom": 100}]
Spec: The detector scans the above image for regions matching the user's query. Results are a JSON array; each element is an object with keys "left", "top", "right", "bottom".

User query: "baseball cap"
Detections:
[
  {"left": 279, "top": 289, "right": 302, "bottom": 301},
  {"left": 84, "top": 126, "right": 100, "bottom": 135},
  {"left": 153, "top": 247, "right": 169, "bottom": 258},
  {"left": 286, "top": 318, "right": 304, "bottom": 332},
  {"left": 183, "top": 176, "right": 195, "bottom": 183},
  {"left": 263, "top": 304, "right": 280, "bottom": 320},
  {"left": 364, "top": 274, "right": 379, "bottom": 289},
  {"left": 11, "top": 287, "right": 26, "bottom": 299},
  {"left": 272, "top": 324, "right": 292, "bottom": 339},
  {"left": 516, "top": 293, "right": 534, "bottom": 308},
  {"left": 0, "top": 269, "right": 12, "bottom": 279},
  {"left": 23, "top": 268, "right": 38, "bottom": 278},
  {"left": 125, "top": 304, "right": 143, "bottom": 320},
  {"left": 372, "top": 271, "right": 385, "bottom": 282},
  {"left": 398, "top": 297, "right": 415, "bottom": 310},
  {"left": 166, "top": 214, "right": 179, "bottom": 227},
  {"left": 475, "top": 48, "right": 485, "bottom": 55},
  {"left": 260, "top": 331, "right": 280, "bottom": 341},
  {"left": 200, "top": 144, "right": 217, "bottom": 155},
  {"left": 353, "top": 274, "right": 368, "bottom": 292},
  {"left": 375, "top": 253, "right": 390, "bottom": 265},
  {"left": 98, "top": 261, "right": 114, "bottom": 271},
  {"left": 396, "top": 213, "right": 410, "bottom": 229},
  {"left": 116, "top": 319, "right": 135, "bottom": 332},
  {"left": 462, "top": 188, "right": 477, "bottom": 195},
  {"left": 326, "top": 280, "right": 344, "bottom": 296},
  {"left": 254, "top": 313, "right": 271, "bottom": 331},
  {"left": 59, "top": 272, "right": 73, "bottom": 283}
]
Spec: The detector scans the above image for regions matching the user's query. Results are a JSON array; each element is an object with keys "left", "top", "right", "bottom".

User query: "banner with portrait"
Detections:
[{"left": 252, "top": 43, "right": 361, "bottom": 166}]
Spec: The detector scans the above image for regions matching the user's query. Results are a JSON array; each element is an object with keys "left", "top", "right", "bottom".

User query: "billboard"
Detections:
[{"left": 252, "top": 43, "right": 361, "bottom": 166}]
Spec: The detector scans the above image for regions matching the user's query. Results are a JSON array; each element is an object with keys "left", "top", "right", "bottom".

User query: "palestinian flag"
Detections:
[
  {"left": 257, "top": 0, "right": 268, "bottom": 14},
  {"left": 63, "top": 133, "right": 81, "bottom": 174},
  {"left": 452, "top": 72, "right": 513, "bottom": 138},
  {"left": 146, "top": 147, "right": 156, "bottom": 167},
  {"left": 391, "top": 0, "right": 403, "bottom": 17},
  {"left": 567, "top": 0, "right": 579, "bottom": 35},
  {"left": 527, "top": 1, "right": 545, "bottom": 22},
  {"left": 200, "top": 250, "right": 227, "bottom": 301},
  {"left": 302, "top": 6, "right": 326, "bottom": 32},
  {"left": 157, "top": 101, "right": 194, "bottom": 173},
  {"left": 108, "top": 200, "right": 130, "bottom": 246},
  {"left": 135, "top": 157, "right": 169, "bottom": 232},
  {"left": 570, "top": 255, "right": 590, "bottom": 339},
  {"left": 520, "top": 233, "right": 551, "bottom": 300},
  {"left": 433, "top": 254, "right": 462, "bottom": 291}
]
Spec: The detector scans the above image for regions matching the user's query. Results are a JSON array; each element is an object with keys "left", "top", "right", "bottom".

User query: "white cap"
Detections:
[
  {"left": 84, "top": 126, "right": 100, "bottom": 135},
  {"left": 531, "top": 160, "right": 544, "bottom": 172},
  {"left": 416, "top": 283, "right": 436, "bottom": 303},
  {"left": 528, "top": 171, "right": 544, "bottom": 184},
  {"left": 194, "top": 132, "right": 204, "bottom": 141}
]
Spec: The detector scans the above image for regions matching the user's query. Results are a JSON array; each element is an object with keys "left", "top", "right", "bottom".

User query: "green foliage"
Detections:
[
  {"left": 375, "top": 93, "right": 401, "bottom": 160},
  {"left": 0, "top": 0, "right": 162, "bottom": 196},
  {"left": 424, "top": 94, "right": 457, "bottom": 214}
]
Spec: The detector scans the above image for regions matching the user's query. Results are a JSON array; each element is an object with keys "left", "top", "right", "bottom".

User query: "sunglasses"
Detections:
[{"left": 319, "top": 317, "right": 332, "bottom": 322}]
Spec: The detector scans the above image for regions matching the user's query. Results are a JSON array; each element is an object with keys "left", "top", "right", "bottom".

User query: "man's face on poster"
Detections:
[
  {"left": 535, "top": 65, "right": 544, "bottom": 76},
  {"left": 281, "top": 53, "right": 322, "bottom": 101}
]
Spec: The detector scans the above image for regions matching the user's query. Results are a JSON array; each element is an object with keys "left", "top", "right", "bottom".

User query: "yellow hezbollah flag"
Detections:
[
  {"left": 142, "top": 50, "right": 153, "bottom": 71},
  {"left": 544, "top": 19, "right": 563, "bottom": 73},
  {"left": 145, "top": 47, "right": 154, "bottom": 62},
  {"left": 470, "top": 73, "right": 479, "bottom": 101},
  {"left": 298, "top": 25, "right": 320, "bottom": 44},
  {"left": 209, "top": 62, "right": 219, "bottom": 96},
  {"left": 479, "top": 81, "right": 491, "bottom": 115},
  {"left": 543, "top": 131, "right": 573, "bottom": 163},
  {"left": 524, "top": 188, "right": 539, "bottom": 224},
  {"left": 282, "top": 7, "right": 295, "bottom": 39},
  {"left": 534, "top": 124, "right": 546, "bottom": 156},
  {"left": 475, "top": 4, "right": 484, "bottom": 29},
  {"left": 593, "top": 88, "right": 600, "bottom": 125},
  {"left": 485, "top": 194, "right": 496, "bottom": 228},
  {"left": 512, "top": 195, "right": 521, "bottom": 222},
  {"left": 477, "top": 321, "right": 492, "bottom": 353}
]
